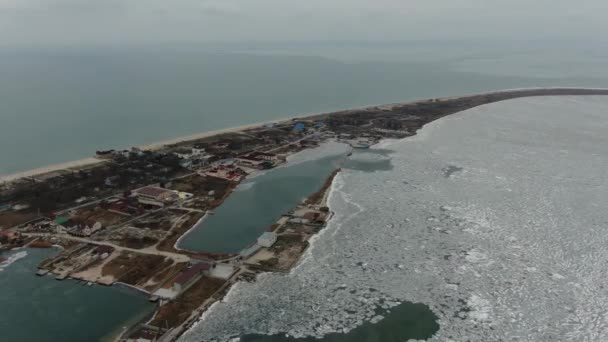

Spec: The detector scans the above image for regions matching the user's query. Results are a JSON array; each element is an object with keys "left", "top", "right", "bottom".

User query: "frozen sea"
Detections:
[{"left": 180, "top": 95, "right": 608, "bottom": 342}]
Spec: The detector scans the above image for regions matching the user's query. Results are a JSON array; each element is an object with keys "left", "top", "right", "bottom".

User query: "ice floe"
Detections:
[{"left": 180, "top": 96, "right": 608, "bottom": 342}]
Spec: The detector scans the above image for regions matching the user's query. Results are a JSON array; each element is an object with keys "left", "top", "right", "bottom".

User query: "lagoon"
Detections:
[{"left": 178, "top": 143, "right": 349, "bottom": 254}]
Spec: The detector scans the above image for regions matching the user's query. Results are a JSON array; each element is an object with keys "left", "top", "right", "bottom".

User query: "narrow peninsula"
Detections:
[{"left": 1, "top": 87, "right": 608, "bottom": 341}]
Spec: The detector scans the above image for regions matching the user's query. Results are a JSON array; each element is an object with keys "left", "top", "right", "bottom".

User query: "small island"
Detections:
[{"left": 1, "top": 87, "right": 607, "bottom": 341}]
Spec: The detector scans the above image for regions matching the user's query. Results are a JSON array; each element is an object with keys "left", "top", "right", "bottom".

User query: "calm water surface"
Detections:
[
  {"left": 179, "top": 143, "right": 349, "bottom": 253},
  {"left": 0, "top": 248, "right": 155, "bottom": 342},
  {"left": 2, "top": 43, "right": 608, "bottom": 175},
  {"left": 241, "top": 302, "right": 439, "bottom": 342}
]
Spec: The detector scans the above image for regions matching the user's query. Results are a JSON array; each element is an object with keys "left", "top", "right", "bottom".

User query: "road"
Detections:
[{"left": 24, "top": 232, "right": 191, "bottom": 262}]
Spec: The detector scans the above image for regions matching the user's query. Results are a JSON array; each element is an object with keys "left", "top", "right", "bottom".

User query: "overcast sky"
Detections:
[{"left": 1, "top": 0, "right": 607, "bottom": 45}]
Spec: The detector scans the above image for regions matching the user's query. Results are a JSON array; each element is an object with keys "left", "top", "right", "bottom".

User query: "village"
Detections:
[
  {"left": 4, "top": 88, "right": 601, "bottom": 342},
  {"left": 0, "top": 114, "right": 401, "bottom": 342}
]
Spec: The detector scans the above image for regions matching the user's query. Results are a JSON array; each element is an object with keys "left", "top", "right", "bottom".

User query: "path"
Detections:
[{"left": 23, "top": 232, "right": 191, "bottom": 262}]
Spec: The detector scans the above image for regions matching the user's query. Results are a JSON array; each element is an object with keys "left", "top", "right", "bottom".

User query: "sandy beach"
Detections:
[
  {"left": 0, "top": 117, "right": 295, "bottom": 185},
  {"left": 3, "top": 87, "right": 608, "bottom": 186},
  {"left": 138, "top": 117, "right": 295, "bottom": 151},
  {"left": 0, "top": 157, "right": 106, "bottom": 184}
]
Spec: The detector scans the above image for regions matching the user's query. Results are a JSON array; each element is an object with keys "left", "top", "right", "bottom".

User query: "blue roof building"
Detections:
[{"left": 293, "top": 122, "right": 306, "bottom": 133}]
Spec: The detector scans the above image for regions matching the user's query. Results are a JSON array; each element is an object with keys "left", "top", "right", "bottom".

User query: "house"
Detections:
[
  {"left": 257, "top": 232, "right": 277, "bottom": 248},
  {"left": 235, "top": 155, "right": 272, "bottom": 170},
  {"left": 203, "top": 164, "right": 247, "bottom": 182},
  {"left": 175, "top": 147, "right": 217, "bottom": 169},
  {"left": 248, "top": 152, "right": 283, "bottom": 162},
  {"left": 198, "top": 154, "right": 217, "bottom": 166},
  {"left": 192, "top": 146, "right": 206, "bottom": 155},
  {"left": 174, "top": 148, "right": 193, "bottom": 159},
  {"left": 54, "top": 216, "right": 70, "bottom": 227},
  {"left": 177, "top": 191, "right": 194, "bottom": 200},
  {"left": 289, "top": 217, "right": 311, "bottom": 224},
  {"left": 0, "top": 230, "right": 20, "bottom": 244},
  {"left": 172, "top": 263, "right": 211, "bottom": 293},
  {"left": 68, "top": 220, "right": 103, "bottom": 237},
  {"left": 134, "top": 186, "right": 178, "bottom": 207}
]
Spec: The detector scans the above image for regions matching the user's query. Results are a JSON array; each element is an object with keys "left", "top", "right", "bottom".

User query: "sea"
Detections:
[
  {"left": 180, "top": 96, "right": 608, "bottom": 341},
  {"left": 2, "top": 40, "right": 608, "bottom": 176},
  {"left": 1, "top": 41, "right": 608, "bottom": 341}
]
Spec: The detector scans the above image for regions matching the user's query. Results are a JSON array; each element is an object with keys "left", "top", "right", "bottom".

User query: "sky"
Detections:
[{"left": 0, "top": 0, "right": 607, "bottom": 45}]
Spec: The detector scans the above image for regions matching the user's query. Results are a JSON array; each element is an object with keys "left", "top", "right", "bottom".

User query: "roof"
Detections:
[
  {"left": 174, "top": 263, "right": 211, "bottom": 285},
  {"left": 293, "top": 122, "right": 306, "bottom": 131},
  {"left": 54, "top": 216, "right": 70, "bottom": 225},
  {"left": 136, "top": 186, "right": 171, "bottom": 198}
]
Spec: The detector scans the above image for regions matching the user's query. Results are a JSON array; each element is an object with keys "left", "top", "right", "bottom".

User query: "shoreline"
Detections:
[
  {"left": 3, "top": 87, "right": 608, "bottom": 184},
  {"left": 168, "top": 90, "right": 608, "bottom": 340},
  {"left": 173, "top": 212, "right": 210, "bottom": 253},
  {"left": 4, "top": 87, "right": 608, "bottom": 341},
  {"left": 175, "top": 165, "right": 345, "bottom": 342},
  {"left": 0, "top": 157, "right": 106, "bottom": 183}
]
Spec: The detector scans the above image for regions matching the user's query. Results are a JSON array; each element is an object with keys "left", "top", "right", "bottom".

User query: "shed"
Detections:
[{"left": 54, "top": 217, "right": 70, "bottom": 226}]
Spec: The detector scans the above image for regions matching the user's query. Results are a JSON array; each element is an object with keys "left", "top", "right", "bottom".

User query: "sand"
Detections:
[
  {"left": 71, "top": 252, "right": 119, "bottom": 285},
  {"left": 4, "top": 87, "right": 608, "bottom": 186},
  {"left": 0, "top": 157, "right": 106, "bottom": 184},
  {"left": 0, "top": 117, "right": 295, "bottom": 185}
]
